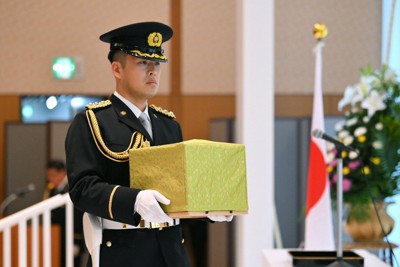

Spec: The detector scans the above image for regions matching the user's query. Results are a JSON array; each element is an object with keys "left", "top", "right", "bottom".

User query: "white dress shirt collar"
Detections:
[{"left": 113, "top": 91, "right": 150, "bottom": 120}]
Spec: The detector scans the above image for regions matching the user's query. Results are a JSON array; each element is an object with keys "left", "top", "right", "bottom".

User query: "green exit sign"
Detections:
[{"left": 52, "top": 57, "right": 81, "bottom": 80}]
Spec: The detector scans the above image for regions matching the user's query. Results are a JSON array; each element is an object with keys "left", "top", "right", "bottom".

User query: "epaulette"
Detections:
[
  {"left": 150, "top": 104, "right": 176, "bottom": 119},
  {"left": 86, "top": 100, "right": 112, "bottom": 110}
]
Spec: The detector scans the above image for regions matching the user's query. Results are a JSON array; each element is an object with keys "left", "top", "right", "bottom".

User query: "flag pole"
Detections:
[
  {"left": 304, "top": 23, "right": 334, "bottom": 250},
  {"left": 289, "top": 24, "right": 363, "bottom": 266},
  {"left": 313, "top": 24, "right": 352, "bottom": 267}
]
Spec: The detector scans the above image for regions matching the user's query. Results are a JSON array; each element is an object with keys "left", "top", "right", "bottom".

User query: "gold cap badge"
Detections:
[{"left": 148, "top": 32, "right": 162, "bottom": 47}]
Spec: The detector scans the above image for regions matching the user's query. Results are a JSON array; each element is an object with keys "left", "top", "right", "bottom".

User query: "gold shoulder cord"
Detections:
[
  {"left": 85, "top": 107, "right": 150, "bottom": 219},
  {"left": 85, "top": 109, "right": 150, "bottom": 162}
]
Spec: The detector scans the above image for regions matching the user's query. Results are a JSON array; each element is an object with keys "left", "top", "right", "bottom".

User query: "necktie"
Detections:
[
  {"left": 43, "top": 183, "right": 55, "bottom": 200},
  {"left": 139, "top": 113, "right": 153, "bottom": 139}
]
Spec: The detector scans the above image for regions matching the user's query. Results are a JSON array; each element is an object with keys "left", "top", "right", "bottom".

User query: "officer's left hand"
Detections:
[{"left": 207, "top": 215, "right": 233, "bottom": 222}]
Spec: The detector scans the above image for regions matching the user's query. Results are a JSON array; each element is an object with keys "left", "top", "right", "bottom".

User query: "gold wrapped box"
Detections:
[{"left": 129, "top": 139, "right": 248, "bottom": 218}]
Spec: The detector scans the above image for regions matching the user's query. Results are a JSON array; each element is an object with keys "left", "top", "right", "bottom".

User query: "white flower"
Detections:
[
  {"left": 346, "top": 117, "right": 358, "bottom": 127},
  {"left": 359, "top": 75, "right": 379, "bottom": 98},
  {"left": 384, "top": 68, "right": 397, "bottom": 82},
  {"left": 361, "top": 74, "right": 379, "bottom": 89},
  {"left": 354, "top": 126, "right": 367, "bottom": 137},
  {"left": 338, "top": 86, "right": 357, "bottom": 111},
  {"left": 361, "top": 90, "right": 387, "bottom": 117},
  {"left": 326, "top": 152, "right": 335, "bottom": 163},
  {"left": 372, "top": 141, "right": 383, "bottom": 149},
  {"left": 343, "top": 136, "right": 354, "bottom": 146},
  {"left": 349, "top": 151, "right": 359, "bottom": 159},
  {"left": 362, "top": 116, "right": 370, "bottom": 123},
  {"left": 335, "top": 120, "right": 345, "bottom": 131},
  {"left": 375, "top": 122, "right": 383, "bottom": 130},
  {"left": 338, "top": 130, "right": 350, "bottom": 139},
  {"left": 326, "top": 142, "right": 335, "bottom": 151},
  {"left": 357, "top": 82, "right": 370, "bottom": 100},
  {"left": 352, "top": 84, "right": 364, "bottom": 105}
]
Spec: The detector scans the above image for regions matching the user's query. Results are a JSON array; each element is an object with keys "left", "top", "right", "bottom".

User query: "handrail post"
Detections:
[
  {"left": 31, "top": 216, "right": 39, "bottom": 267},
  {"left": 0, "top": 194, "right": 73, "bottom": 267},
  {"left": 43, "top": 210, "right": 51, "bottom": 267},
  {"left": 3, "top": 227, "right": 11, "bottom": 267},
  {"left": 65, "top": 200, "right": 74, "bottom": 267},
  {"left": 18, "top": 220, "right": 27, "bottom": 267}
]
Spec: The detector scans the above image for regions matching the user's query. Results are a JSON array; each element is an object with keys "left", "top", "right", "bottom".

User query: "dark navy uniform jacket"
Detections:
[{"left": 65, "top": 94, "right": 190, "bottom": 267}]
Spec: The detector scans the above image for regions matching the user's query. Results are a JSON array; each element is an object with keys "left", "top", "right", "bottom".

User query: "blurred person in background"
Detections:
[{"left": 44, "top": 160, "right": 87, "bottom": 267}]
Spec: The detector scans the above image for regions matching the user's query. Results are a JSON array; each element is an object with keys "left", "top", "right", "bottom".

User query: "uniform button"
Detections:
[
  {"left": 106, "top": 241, "right": 112, "bottom": 247},
  {"left": 181, "top": 238, "right": 185, "bottom": 244}
]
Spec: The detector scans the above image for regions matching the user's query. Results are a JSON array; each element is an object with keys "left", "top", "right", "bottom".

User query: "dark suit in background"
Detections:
[{"left": 45, "top": 160, "right": 86, "bottom": 267}]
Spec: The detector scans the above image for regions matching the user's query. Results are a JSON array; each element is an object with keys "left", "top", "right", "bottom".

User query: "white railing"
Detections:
[{"left": 0, "top": 193, "right": 73, "bottom": 267}]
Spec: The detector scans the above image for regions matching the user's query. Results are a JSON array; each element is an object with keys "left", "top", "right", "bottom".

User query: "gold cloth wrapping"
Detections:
[{"left": 129, "top": 139, "right": 248, "bottom": 217}]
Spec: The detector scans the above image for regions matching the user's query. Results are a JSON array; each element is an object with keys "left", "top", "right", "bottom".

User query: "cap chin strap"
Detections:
[
  {"left": 128, "top": 49, "right": 168, "bottom": 62},
  {"left": 112, "top": 43, "right": 164, "bottom": 54},
  {"left": 108, "top": 45, "right": 167, "bottom": 62}
]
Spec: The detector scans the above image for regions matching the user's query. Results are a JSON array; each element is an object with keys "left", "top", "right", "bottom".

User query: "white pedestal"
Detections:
[{"left": 262, "top": 249, "right": 390, "bottom": 267}]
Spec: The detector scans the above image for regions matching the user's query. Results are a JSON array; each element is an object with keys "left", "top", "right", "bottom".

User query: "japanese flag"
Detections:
[{"left": 304, "top": 42, "right": 335, "bottom": 250}]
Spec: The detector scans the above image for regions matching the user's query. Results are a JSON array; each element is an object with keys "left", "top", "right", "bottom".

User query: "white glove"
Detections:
[
  {"left": 208, "top": 215, "right": 234, "bottom": 222},
  {"left": 134, "top": 190, "right": 173, "bottom": 224}
]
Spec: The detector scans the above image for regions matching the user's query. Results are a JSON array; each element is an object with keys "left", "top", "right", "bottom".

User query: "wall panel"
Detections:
[
  {"left": 0, "top": 1, "right": 171, "bottom": 95},
  {"left": 0, "top": 1, "right": 382, "bottom": 97},
  {"left": 181, "top": 1, "right": 237, "bottom": 95},
  {"left": 48, "top": 122, "right": 71, "bottom": 162},
  {"left": 275, "top": 0, "right": 381, "bottom": 95},
  {"left": 5, "top": 124, "right": 47, "bottom": 215},
  {"left": 0, "top": 96, "right": 20, "bottom": 202}
]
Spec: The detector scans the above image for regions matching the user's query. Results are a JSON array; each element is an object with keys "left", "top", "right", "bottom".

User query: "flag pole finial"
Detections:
[{"left": 313, "top": 23, "right": 328, "bottom": 40}]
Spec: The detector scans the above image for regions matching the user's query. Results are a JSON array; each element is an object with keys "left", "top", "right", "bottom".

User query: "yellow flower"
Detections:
[
  {"left": 327, "top": 166, "right": 334, "bottom": 173},
  {"left": 370, "top": 157, "right": 381, "bottom": 165},
  {"left": 343, "top": 166, "right": 350, "bottom": 175},
  {"left": 342, "top": 150, "right": 348, "bottom": 158},
  {"left": 357, "top": 135, "right": 366, "bottom": 143},
  {"left": 363, "top": 166, "right": 371, "bottom": 175}
]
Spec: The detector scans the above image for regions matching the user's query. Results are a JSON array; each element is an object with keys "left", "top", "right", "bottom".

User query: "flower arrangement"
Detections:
[{"left": 327, "top": 65, "right": 400, "bottom": 221}]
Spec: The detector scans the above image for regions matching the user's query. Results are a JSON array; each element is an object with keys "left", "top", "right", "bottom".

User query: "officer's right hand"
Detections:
[{"left": 134, "top": 189, "right": 173, "bottom": 224}]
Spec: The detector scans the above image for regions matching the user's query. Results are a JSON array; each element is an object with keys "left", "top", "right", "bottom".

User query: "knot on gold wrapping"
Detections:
[{"left": 313, "top": 23, "right": 328, "bottom": 40}]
